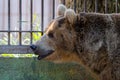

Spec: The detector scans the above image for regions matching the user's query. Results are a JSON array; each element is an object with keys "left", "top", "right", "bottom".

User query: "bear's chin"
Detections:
[{"left": 37, "top": 50, "right": 54, "bottom": 60}]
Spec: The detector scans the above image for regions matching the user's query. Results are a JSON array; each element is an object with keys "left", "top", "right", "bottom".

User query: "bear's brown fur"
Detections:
[{"left": 31, "top": 4, "right": 120, "bottom": 80}]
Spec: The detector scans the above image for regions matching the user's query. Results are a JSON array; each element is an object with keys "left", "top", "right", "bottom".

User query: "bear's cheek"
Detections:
[{"left": 45, "top": 52, "right": 59, "bottom": 61}]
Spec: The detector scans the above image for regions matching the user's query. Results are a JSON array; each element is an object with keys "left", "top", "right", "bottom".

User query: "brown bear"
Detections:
[{"left": 30, "top": 4, "right": 120, "bottom": 80}]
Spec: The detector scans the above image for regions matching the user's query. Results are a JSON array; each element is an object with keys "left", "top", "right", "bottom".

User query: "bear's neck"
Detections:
[
  {"left": 74, "top": 23, "right": 88, "bottom": 64},
  {"left": 45, "top": 49, "right": 100, "bottom": 80},
  {"left": 45, "top": 50, "right": 81, "bottom": 63}
]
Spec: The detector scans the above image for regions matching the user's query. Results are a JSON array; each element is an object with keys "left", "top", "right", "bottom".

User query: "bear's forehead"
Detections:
[
  {"left": 47, "top": 21, "right": 57, "bottom": 31},
  {"left": 45, "top": 17, "right": 66, "bottom": 32}
]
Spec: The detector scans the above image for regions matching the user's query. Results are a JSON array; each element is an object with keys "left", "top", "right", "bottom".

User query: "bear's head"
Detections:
[{"left": 30, "top": 4, "right": 80, "bottom": 61}]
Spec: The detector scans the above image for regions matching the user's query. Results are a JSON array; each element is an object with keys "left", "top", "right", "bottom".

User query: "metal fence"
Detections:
[
  {"left": 0, "top": 0, "right": 119, "bottom": 54},
  {"left": 0, "top": 0, "right": 56, "bottom": 45},
  {"left": 0, "top": 0, "right": 58, "bottom": 54}
]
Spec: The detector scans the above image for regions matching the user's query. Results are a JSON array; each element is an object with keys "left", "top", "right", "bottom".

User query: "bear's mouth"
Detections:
[
  {"left": 37, "top": 50, "right": 54, "bottom": 60},
  {"left": 30, "top": 45, "right": 54, "bottom": 60}
]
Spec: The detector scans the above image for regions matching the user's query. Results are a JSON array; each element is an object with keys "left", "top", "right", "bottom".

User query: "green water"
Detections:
[{"left": 0, "top": 57, "right": 96, "bottom": 80}]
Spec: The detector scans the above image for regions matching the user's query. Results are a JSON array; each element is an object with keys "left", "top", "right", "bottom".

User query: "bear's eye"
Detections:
[{"left": 48, "top": 32, "right": 54, "bottom": 38}]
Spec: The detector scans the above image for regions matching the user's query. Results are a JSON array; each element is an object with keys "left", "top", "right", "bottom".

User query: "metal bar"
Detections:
[
  {"left": 30, "top": 0, "right": 33, "bottom": 44},
  {"left": 19, "top": 0, "right": 22, "bottom": 45},
  {"left": 95, "top": 0, "right": 98, "bottom": 12},
  {"left": 0, "top": 31, "right": 42, "bottom": 32},
  {"left": 74, "top": 0, "right": 76, "bottom": 12},
  {"left": 52, "top": 0, "right": 55, "bottom": 19},
  {"left": 105, "top": 0, "right": 108, "bottom": 13},
  {"left": 8, "top": 0, "right": 10, "bottom": 45},
  {"left": 116, "top": 0, "right": 118, "bottom": 13},
  {"left": 0, "top": 45, "right": 33, "bottom": 54},
  {"left": 83, "top": 0, "right": 86, "bottom": 12},
  {"left": 41, "top": 0, "right": 44, "bottom": 35}
]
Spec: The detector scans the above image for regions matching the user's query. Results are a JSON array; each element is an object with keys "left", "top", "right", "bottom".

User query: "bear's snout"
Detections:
[
  {"left": 30, "top": 44, "right": 37, "bottom": 51},
  {"left": 30, "top": 44, "right": 55, "bottom": 60}
]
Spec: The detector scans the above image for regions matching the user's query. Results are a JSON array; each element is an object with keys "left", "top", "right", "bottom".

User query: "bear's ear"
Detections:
[
  {"left": 57, "top": 4, "right": 67, "bottom": 17},
  {"left": 64, "top": 9, "right": 76, "bottom": 24}
]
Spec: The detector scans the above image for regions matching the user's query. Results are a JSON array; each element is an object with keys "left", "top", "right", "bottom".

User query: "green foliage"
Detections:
[
  {"left": 0, "top": 14, "right": 42, "bottom": 45},
  {"left": 32, "top": 32, "right": 42, "bottom": 42},
  {"left": 32, "top": 14, "right": 42, "bottom": 43},
  {"left": 0, "top": 54, "right": 37, "bottom": 57},
  {"left": 0, "top": 33, "right": 8, "bottom": 45}
]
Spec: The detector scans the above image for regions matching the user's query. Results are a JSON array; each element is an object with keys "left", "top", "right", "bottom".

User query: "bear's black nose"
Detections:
[{"left": 30, "top": 45, "right": 37, "bottom": 50}]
